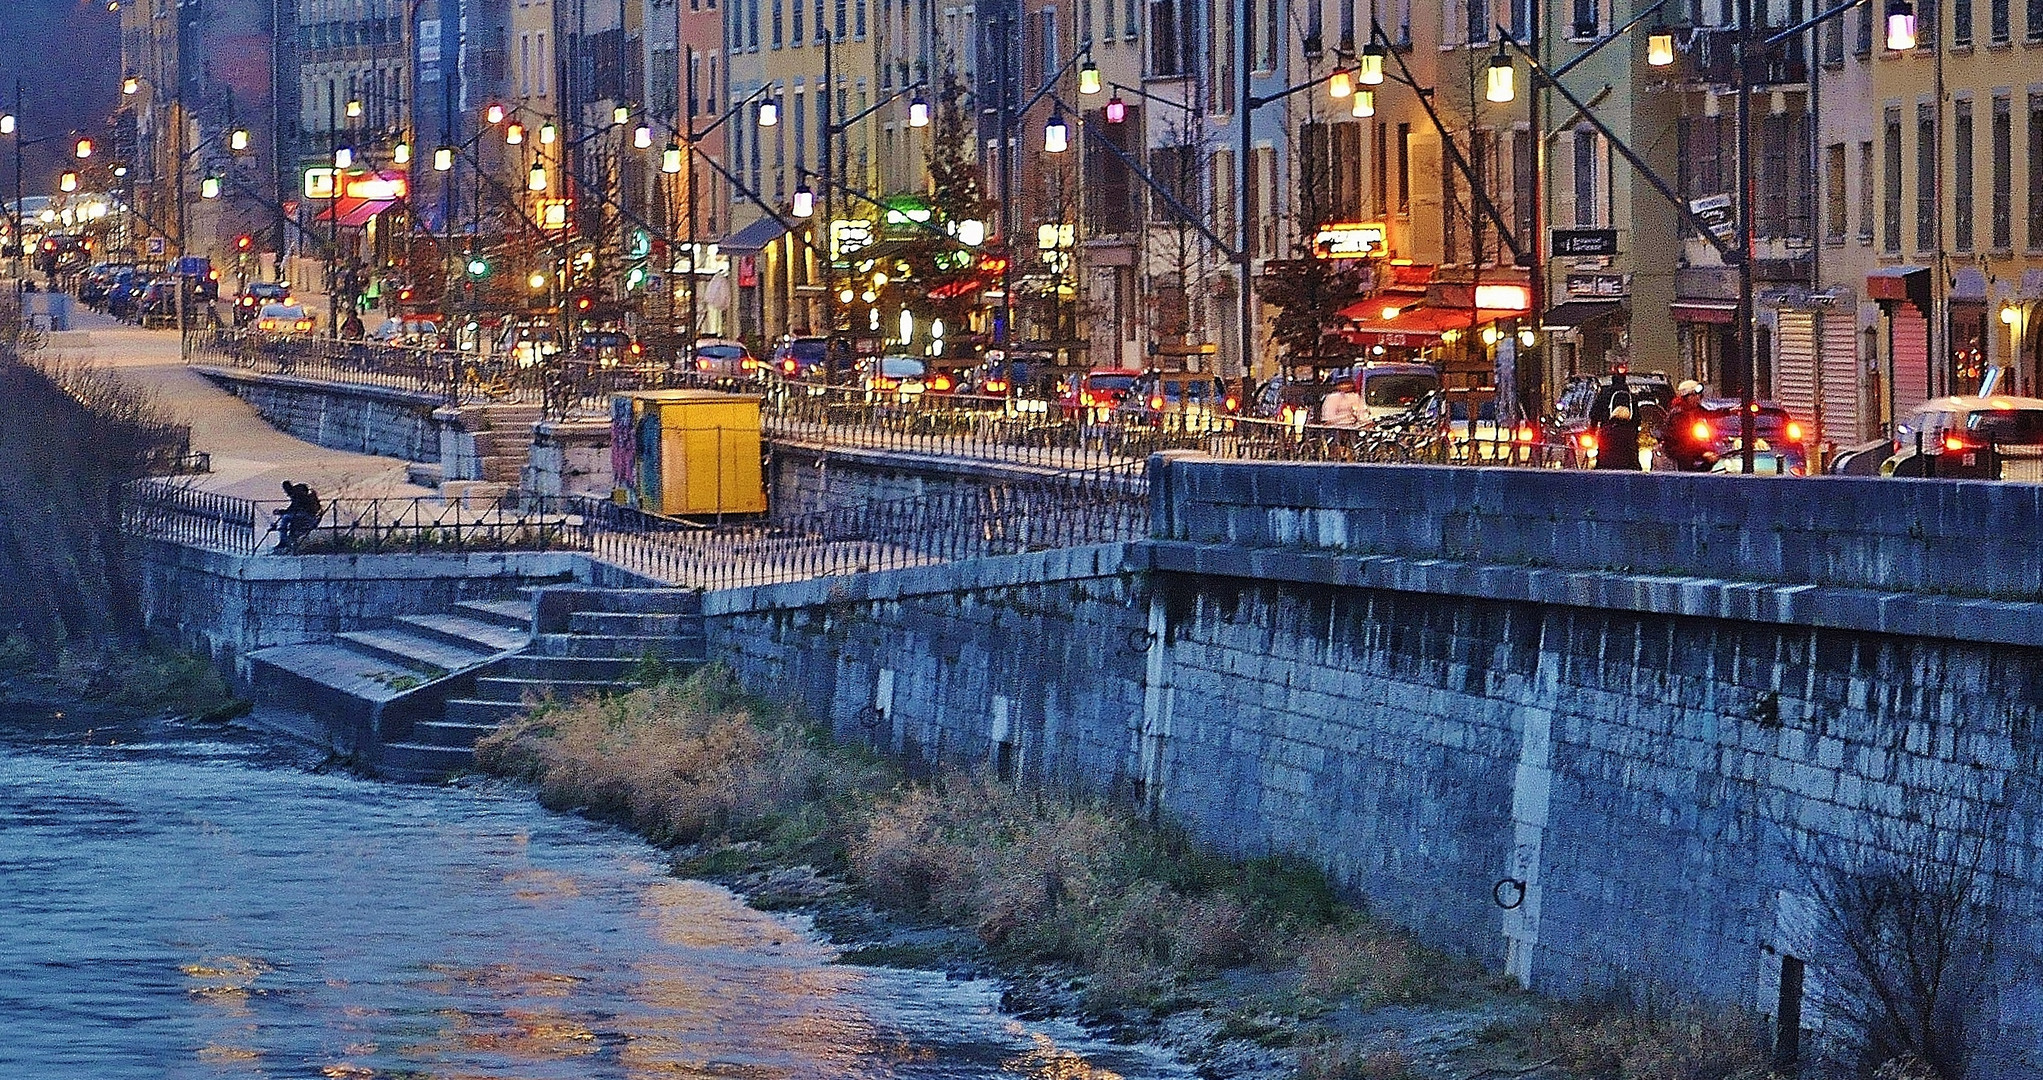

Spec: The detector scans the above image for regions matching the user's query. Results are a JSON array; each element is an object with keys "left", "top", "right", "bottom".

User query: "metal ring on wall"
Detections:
[{"left": 1493, "top": 877, "right": 1527, "bottom": 910}]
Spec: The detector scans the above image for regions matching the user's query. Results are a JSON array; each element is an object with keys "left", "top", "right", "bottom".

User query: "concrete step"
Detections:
[
  {"left": 484, "top": 405, "right": 544, "bottom": 426},
  {"left": 488, "top": 654, "right": 645, "bottom": 681},
  {"left": 527, "top": 633, "right": 705, "bottom": 660},
  {"left": 377, "top": 741, "right": 475, "bottom": 781},
  {"left": 393, "top": 612, "right": 530, "bottom": 654},
  {"left": 478, "top": 457, "right": 526, "bottom": 483},
  {"left": 474, "top": 675, "right": 628, "bottom": 704},
  {"left": 525, "top": 586, "right": 703, "bottom": 616},
  {"left": 566, "top": 611, "right": 700, "bottom": 636},
  {"left": 247, "top": 642, "right": 417, "bottom": 702},
  {"left": 334, "top": 629, "right": 495, "bottom": 674},
  {"left": 454, "top": 599, "right": 534, "bottom": 632},
  {"left": 409, "top": 718, "right": 501, "bottom": 749},
  {"left": 444, "top": 697, "right": 535, "bottom": 726}
]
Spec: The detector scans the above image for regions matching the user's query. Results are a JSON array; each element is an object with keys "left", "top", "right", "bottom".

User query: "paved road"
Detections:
[{"left": 44, "top": 308, "right": 432, "bottom": 503}]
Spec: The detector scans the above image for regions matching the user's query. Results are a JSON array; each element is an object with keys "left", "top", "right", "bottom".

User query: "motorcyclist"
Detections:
[{"left": 1658, "top": 379, "right": 1718, "bottom": 471}]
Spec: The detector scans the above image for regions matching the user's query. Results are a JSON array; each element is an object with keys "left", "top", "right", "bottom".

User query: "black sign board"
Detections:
[{"left": 1551, "top": 228, "right": 1618, "bottom": 257}]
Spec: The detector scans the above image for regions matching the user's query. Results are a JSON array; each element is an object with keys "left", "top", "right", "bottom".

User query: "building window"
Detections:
[
  {"left": 1443, "top": 142, "right": 1459, "bottom": 264},
  {"left": 1513, "top": 128, "right": 1534, "bottom": 245},
  {"left": 2030, "top": 94, "right": 2043, "bottom": 247},
  {"left": 1917, "top": 0, "right": 1936, "bottom": 45},
  {"left": 1573, "top": 128, "right": 1598, "bottom": 226},
  {"left": 1858, "top": 140, "right": 1874, "bottom": 243},
  {"left": 1825, "top": 143, "right": 1848, "bottom": 240},
  {"left": 1917, "top": 103, "right": 1937, "bottom": 251},
  {"left": 1211, "top": 0, "right": 1235, "bottom": 111},
  {"left": 794, "top": 0, "right": 805, "bottom": 42},
  {"left": 1992, "top": 96, "right": 2011, "bottom": 248},
  {"left": 1991, "top": 0, "right": 2009, "bottom": 41},
  {"left": 1041, "top": 8, "right": 1059, "bottom": 83},
  {"left": 1883, "top": 106, "right": 1902, "bottom": 251},
  {"left": 1953, "top": 0, "right": 1971, "bottom": 44},
  {"left": 1572, "top": 0, "right": 1596, "bottom": 37},
  {"left": 2030, "top": 0, "right": 2043, "bottom": 40},
  {"left": 1150, "top": 0, "right": 1180, "bottom": 73},
  {"left": 794, "top": 89, "right": 807, "bottom": 171},
  {"left": 1823, "top": 16, "right": 1844, "bottom": 62},
  {"left": 1397, "top": 123, "right": 1411, "bottom": 214},
  {"left": 773, "top": 0, "right": 784, "bottom": 47},
  {"left": 1954, "top": 99, "right": 1974, "bottom": 250},
  {"left": 1372, "top": 121, "right": 1388, "bottom": 219},
  {"left": 1855, "top": 0, "right": 1873, "bottom": 51},
  {"left": 1469, "top": 0, "right": 1490, "bottom": 43},
  {"left": 1126, "top": 0, "right": 1140, "bottom": 39},
  {"left": 1261, "top": 0, "right": 1279, "bottom": 68}
]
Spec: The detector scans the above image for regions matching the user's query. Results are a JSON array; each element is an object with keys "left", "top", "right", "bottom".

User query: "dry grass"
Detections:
[
  {"left": 1530, "top": 996, "right": 1778, "bottom": 1080},
  {"left": 475, "top": 665, "right": 1775, "bottom": 1077}
]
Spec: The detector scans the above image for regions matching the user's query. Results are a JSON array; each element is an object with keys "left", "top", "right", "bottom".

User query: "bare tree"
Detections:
[{"left": 1803, "top": 780, "right": 2004, "bottom": 1079}]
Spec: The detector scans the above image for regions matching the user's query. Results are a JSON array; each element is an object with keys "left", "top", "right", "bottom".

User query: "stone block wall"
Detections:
[
  {"left": 203, "top": 370, "right": 442, "bottom": 463},
  {"left": 1153, "top": 459, "right": 2043, "bottom": 600}
]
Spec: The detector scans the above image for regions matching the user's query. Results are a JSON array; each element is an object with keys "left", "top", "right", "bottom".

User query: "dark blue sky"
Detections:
[{"left": 3, "top": 0, "right": 120, "bottom": 192}]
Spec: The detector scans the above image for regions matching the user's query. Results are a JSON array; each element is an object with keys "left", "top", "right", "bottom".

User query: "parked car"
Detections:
[
  {"left": 771, "top": 336, "right": 852, "bottom": 381},
  {"left": 1882, "top": 396, "right": 2043, "bottom": 480},
  {"left": 1665, "top": 400, "right": 1812, "bottom": 474},
  {"left": 691, "top": 338, "right": 758, "bottom": 377},
  {"left": 1058, "top": 367, "right": 1141, "bottom": 412},
  {"left": 1113, "top": 371, "right": 1240, "bottom": 431},
  {"left": 368, "top": 312, "right": 447, "bottom": 347},
  {"left": 860, "top": 354, "right": 932, "bottom": 398},
  {"left": 253, "top": 302, "right": 315, "bottom": 335},
  {"left": 233, "top": 281, "right": 292, "bottom": 327}
]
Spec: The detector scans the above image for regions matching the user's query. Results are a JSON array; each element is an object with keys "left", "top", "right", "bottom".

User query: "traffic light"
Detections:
[
  {"left": 573, "top": 292, "right": 595, "bottom": 313},
  {"left": 234, "top": 233, "right": 253, "bottom": 252},
  {"left": 465, "top": 254, "right": 491, "bottom": 279}
]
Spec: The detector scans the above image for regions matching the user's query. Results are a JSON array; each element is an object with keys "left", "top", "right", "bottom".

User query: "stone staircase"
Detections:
[
  {"left": 473, "top": 403, "right": 543, "bottom": 484},
  {"left": 249, "top": 586, "right": 708, "bottom": 781}
]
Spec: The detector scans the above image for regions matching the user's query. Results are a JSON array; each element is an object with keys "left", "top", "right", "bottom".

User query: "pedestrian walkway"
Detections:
[{"left": 42, "top": 307, "right": 433, "bottom": 502}]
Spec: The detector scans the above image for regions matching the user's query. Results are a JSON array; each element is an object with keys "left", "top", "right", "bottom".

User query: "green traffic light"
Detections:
[{"left": 465, "top": 255, "right": 490, "bottom": 278}]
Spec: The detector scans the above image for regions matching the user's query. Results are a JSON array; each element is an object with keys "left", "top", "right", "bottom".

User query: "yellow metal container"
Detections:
[{"left": 610, "top": 390, "right": 767, "bottom": 516}]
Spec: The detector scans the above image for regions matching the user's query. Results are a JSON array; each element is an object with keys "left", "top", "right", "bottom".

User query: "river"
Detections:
[{"left": 0, "top": 704, "right": 1195, "bottom": 1079}]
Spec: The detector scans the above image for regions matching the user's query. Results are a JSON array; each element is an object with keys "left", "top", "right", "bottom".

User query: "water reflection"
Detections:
[{"left": 0, "top": 709, "right": 1192, "bottom": 1080}]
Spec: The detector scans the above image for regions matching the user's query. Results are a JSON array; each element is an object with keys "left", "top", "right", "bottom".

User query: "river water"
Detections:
[{"left": 0, "top": 705, "right": 1194, "bottom": 1080}]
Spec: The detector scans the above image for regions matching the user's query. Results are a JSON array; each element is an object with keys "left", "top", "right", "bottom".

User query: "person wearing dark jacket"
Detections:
[
  {"left": 1588, "top": 372, "right": 1644, "bottom": 470},
  {"left": 1658, "top": 379, "right": 1717, "bottom": 471}
]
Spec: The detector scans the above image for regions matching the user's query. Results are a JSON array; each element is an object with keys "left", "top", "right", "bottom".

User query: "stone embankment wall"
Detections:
[
  {"left": 708, "top": 459, "right": 2043, "bottom": 1074},
  {"left": 201, "top": 369, "right": 442, "bottom": 462},
  {"left": 133, "top": 538, "right": 653, "bottom": 674}
]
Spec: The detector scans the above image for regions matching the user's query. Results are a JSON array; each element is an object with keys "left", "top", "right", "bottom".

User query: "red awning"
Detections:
[
  {"left": 1336, "top": 300, "right": 1525, "bottom": 344},
  {"left": 1671, "top": 300, "right": 1738, "bottom": 324},
  {"left": 317, "top": 197, "right": 396, "bottom": 228}
]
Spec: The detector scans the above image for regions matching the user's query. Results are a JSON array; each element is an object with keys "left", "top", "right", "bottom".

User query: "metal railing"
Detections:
[
  {"left": 125, "top": 466, "right": 1148, "bottom": 588},
  {"left": 187, "top": 328, "right": 1596, "bottom": 472}
]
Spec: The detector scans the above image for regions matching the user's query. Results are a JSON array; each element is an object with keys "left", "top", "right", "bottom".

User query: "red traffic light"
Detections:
[
  {"left": 234, "top": 233, "right": 253, "bottom": 251},
  {"left": 575, "top": 294, "right": 594, "bottom": 311}
]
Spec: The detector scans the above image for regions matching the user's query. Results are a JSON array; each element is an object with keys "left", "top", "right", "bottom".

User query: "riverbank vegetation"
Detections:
[{"left": 476, "top": 664, "right": 1780, "bottom": 1080}]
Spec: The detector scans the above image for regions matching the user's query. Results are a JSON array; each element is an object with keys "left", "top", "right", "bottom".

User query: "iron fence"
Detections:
[{"left": 124, "top": 481, "right": 264, "bottom": 552}]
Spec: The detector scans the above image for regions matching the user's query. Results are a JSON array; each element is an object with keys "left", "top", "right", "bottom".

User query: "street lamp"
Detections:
[
  {"left": 528, "top": 163, "right": 548, "bottom": 192},
  {"left": 1357, "top": 42, "right": 1386, "bottom": 84},
  {"left": 758, "top": 99, "right": 779, "bottom": 127},
  {"left": 1043, "top": 112, "right": 1069, "bottom": 153},
  {"left": 908, "top": 94, "right": 931, "bottom": 128},
  {"left": 662, "top": 142, "right": 683, "bottom": 174},
  {"left": 1078, "top": 61, "right": 1103, "bottom": 96},
  {"left": 1885, "top": 0, "right": 1918, "bottom": 48},
  {"left": 433, "top": 146, "right": 455, "bottom": 171},
  {"left": 1351, "top": 90, "right": 1375, "bottom": 118},
  {"left": 200, "top": 176, "right": 221, "bottom": 199},
  {"left": 334, "top": 146, "right": 354, "bottom": 169},
  {"left": 59, "top": 171, "right": 77, "bottom": 192},
  {"left": 1105, "top": 95, "right": 1127, "bottom": 124},
  {"left": 74, "top": 137, "right": 93, "bottom": 159},
  {"left": 1329, "top": 66, "right": 1355, "bottom": 99},
  {"left": 791, "top": 182, "right": 815, "bottom": 219},
  {"left": 1647, "top": 29, "right": 1676, "bottom": 66},
  {"left": 230, "top": 128, "right": 250, "bottom": 151},
  {"left": 1486, "top": 48, "right": 1516, "bottom": 103}
]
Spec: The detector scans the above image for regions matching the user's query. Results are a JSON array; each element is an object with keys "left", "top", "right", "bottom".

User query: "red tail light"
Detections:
[
  {"left": 1690, "top": 420, "right": 1713, "bottom": 443},
  {"left": 782, "top": 358, "right": 797, "bottom": 375},
  {"left": 1224, "top": 395, "right": 1240, "bottom": 412},
  {"left": 1148, "top": 395, "right": 1164, "bottom": 410},
  {"left": 1785, "top": 421, "right": 1805, "bottom": 442},
  {"left": 1943, "top": 433, "right": 1978, "bottom": 453},
  {"left": 1515, "top": 424, "right": 1537, "bottom": 443},
  {"left": 873, "top": 376, "right": 899, "bottom": 390},
  {"left": 931, "top": 374, "right": 953, "bottom": 391},
  {"left": 985, "top": 378, "right": 1008, "bottom": 394},
  {"left": 1578, "top": 432, "right": 1599, "bottom": 451}
]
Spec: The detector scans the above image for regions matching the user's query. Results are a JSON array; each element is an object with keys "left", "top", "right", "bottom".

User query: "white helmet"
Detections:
[{"left": 1677, "top": 379, "right": 1704, "bottom": 397}]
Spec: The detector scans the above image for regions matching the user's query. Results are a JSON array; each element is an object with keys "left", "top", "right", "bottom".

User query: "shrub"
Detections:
[{"left": 1534, "top": 995, "right": 1775, "bottom": 1080}]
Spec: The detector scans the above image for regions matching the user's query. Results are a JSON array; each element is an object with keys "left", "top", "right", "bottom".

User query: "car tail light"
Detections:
[
  {"left": 1224, "top": 395, "right": 1240, "bottom": 412},
  {"left": 782, "top": 358, "right": 797, "bottom": 375},
  {"left": 1785, "top": 421, "right": 1805, "bottom": 443},
  {"left": 1149, "top": 395, "right": 1164, "bottom": 410},
  {"left": 1578, "top": 432, "right": 1598, "bottom": 451},
  {"left": 931, "top": 374, "right": 953, "bottom": 392},
  {"left": 629, "top": 341, "right": 643, "bottom": 356},
  {"left": 985, "top": 378, "right": 1008, "bottom": 394},
  {"left": 873, "top": 376, "right": 899, "bottom": 390},
  {"left": 742, "top": 358, "right": 758, "bottom": 371},
  {"left": 1943, "top": 433, "right": 1979, "bottom": 453},
  {"left": 1690, "top": 420, "right": 1713, "bottom": 443},
  {"left": 1515, "top": 424, "right": 1537, "bottom": 443}
]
